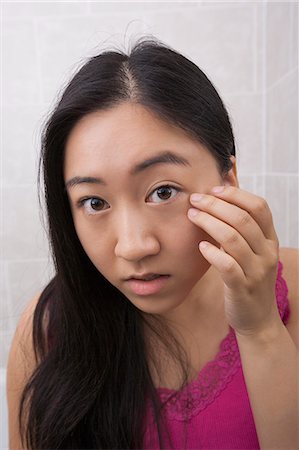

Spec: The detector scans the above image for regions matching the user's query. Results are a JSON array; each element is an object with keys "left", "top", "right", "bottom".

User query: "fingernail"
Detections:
[
  {"left": 211, "top": 186, "right": 224, "bottom": 193},
  {"left": 188, "top": 208, "right": 199, "bottom": 218},
  {"left": 199, "top": 241, "right": 208, "bottom": 249},
  {"left": 190, "top": 194, "right": 203, "bottom": 202}
]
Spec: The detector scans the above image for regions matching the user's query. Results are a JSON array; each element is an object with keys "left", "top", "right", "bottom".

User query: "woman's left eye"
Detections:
[{"left": 147, "top": 185, "right": 181, "bottom": 203}]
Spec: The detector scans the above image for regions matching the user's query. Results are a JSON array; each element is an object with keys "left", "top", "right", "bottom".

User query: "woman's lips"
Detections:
[{"left": 126, "top": 275, "right": 170, "bottom": 296}]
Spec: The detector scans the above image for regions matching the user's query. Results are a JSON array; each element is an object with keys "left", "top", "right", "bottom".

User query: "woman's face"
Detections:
[{"left": 64, "top": 102, "right": 232, "bottom": 315}]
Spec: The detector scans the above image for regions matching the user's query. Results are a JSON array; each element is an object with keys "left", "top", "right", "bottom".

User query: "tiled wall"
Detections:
[{"left": 1, "top": 1, "right": 298, "bottom": 369}]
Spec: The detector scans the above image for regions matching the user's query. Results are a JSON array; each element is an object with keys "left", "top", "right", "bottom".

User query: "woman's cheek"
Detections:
[
  {"left": 73, "top": 221, "right": 104, "bottom": 262},
  {"left": 147, "top": 197, "right": 220, "bottom": 254},
  {"left": 172, "top": 209, "right": 220, "bottom": 255}
]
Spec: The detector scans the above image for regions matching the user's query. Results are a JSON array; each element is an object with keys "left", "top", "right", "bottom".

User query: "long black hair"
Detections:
[{"left": 19, "top": 35, "right": 235, "bottom": 449}]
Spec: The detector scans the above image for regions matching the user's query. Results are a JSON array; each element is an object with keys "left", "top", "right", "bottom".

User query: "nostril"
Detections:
[{"left": 115, "top": 237, "right": 161, "bottom": 261}]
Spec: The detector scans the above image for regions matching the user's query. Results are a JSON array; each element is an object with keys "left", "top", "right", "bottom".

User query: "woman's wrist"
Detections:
[{"left": 234, "top": 310, "right": 285, "bottom": 346}]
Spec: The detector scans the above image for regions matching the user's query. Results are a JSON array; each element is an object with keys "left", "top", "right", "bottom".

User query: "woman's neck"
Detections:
[
  {"left": 142, "top": 266, "right": 229, "bottom": 389},
  {"left": 158, "top": 265, "right": 226, "bottom": 339}
]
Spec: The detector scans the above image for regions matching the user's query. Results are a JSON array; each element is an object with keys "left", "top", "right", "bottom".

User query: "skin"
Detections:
[
  {"left": 64, "top": 102, "right": 239, "bottom": 336},
  {"left": 62, "top": 102, "right": 299, "bottom": 415},
  {"left": 6, "top": 104, "right": 299, "bottom": 448},
  {"left": 64, "top": 101, "right": 281, "bottom": 342}
]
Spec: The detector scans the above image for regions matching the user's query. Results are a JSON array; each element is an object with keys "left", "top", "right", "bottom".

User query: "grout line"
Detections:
[
  {"left": 0, "top": 1, "right": 3, "bottom": 267},
  {"left": 266, "top": 66, "right": 298, "bottom": 93},
  {"left": 33, "top": 18, "right": 44, "bottom": 105},
  {"left": 4, "top": 257, "right": 52, "bottom": 264},
  {"left": 222, "top": 91, "right": 261, "bottom": 96},
  {"left": 289, "top": 1, "right": 298, "bottom": 72},
  {"left": 286, "top": 175, "right": 290, "bottom": 247},
  {"left": 86, "top": 0, "right": 91, "bottom": 14},
  {"left": 3, "top": 0, "right": 97, "bottom": 4},
  {"left": 289, "top": 1, "right": 293, "bottom": 71},
  {"left": 4, "top": 260, "right": 13, "bottom": 333},
  {"left": 2, "top": 183, "right": 40, "bottom": 188},
  {"left": 1, "top": 101, "right": 51, "bottom": 107},
  {"left": 253, "top": 3, "right": 258, "bottom": 93},
  {"left": 261, "top": 0, "right": 267, "bottom": 198},
  {"left": 1, "top": 1, "right": 256, "bottom": 23},
  {"left": 253, "top": 174, "right": 258, "bottom": 195}
]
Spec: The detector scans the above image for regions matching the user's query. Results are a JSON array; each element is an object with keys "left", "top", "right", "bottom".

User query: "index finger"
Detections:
[{"left": 209, "top": 186, "right": 279, "bottom": 243}]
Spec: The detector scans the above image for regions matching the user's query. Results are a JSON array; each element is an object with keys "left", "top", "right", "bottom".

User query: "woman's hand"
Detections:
[{"left": 187, "top": 185, "right": 282, "bottom": 337}]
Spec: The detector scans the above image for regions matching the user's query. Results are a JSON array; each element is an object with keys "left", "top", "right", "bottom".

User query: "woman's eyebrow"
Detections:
[{"left": 65, "top": 150, "right": 191, "bottom": 191}]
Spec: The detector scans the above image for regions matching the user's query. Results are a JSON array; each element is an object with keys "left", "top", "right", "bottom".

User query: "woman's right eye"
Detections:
[{"left": 77, "top": 197, "right": 109, "bottom": 215}]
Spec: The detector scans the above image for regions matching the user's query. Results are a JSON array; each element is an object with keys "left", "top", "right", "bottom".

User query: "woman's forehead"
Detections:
[
  {"left": 65, "top": 104, "right": 193, "bottom": 151},
  {"left": 63, "top": 104, "right": 215, "bottom": 181}
]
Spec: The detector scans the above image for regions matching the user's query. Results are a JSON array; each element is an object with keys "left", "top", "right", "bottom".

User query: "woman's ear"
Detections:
[{"left": 223, "top": 155, "right": 239, "bottom": 188}]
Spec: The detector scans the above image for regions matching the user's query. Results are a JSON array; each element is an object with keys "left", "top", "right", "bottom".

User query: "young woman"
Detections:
[{"left": 7, "top": 37, "right": 298, "bottom": 450}]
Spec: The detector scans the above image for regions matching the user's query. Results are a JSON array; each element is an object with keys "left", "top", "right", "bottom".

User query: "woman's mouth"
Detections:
[{"left": 125, "top": 275, "right": 170, "bottom": 296}]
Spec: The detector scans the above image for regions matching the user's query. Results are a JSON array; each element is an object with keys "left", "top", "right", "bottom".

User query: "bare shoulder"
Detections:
[
  {"left": 6, "top": 291, "right": 42, "bottom": 450},
  {"left": 7, "top": 291, "right": 43, "bottom": 382},
  {"left": 278, "top": 247, "right": 299, "bottom": 348},
  {"left": 278, "top": 247, "right": 299, "bottom": 307}
]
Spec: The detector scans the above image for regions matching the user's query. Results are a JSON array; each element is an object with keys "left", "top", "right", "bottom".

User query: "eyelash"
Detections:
[{"left": 77, "top": 184, "right": 182, "bottom": 216}]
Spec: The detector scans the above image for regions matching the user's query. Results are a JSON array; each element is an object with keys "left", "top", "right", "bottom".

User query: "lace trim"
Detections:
[
  {"left": 156, "top": 326, "right": 241, "bottom": 421},
  {"left": 275, "top": 260, "right": 290, "bottom": 324},
  {"left": 154, "top": 260, "right": 289, "bottom": 422}
]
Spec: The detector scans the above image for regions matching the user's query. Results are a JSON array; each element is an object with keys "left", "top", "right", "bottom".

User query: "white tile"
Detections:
[
  {"left": 36, "top": 16, "right": 145, "bottom": 103},
  {"left": 89, "top": 1, "right": 199, "bottom": 13},
  {"left": 0, "top": 367, "right": 8, "bottom": 449},
  {"left": 0, "top": 330, "right": 14, "bottom": 369},
  {"left": 222, "top": 93, "right": 263, "bottom": 174},
  {"left": 288, "top": 176, "right": 299, "bottom": 248},
  {"left": 0, "top": 262, "right": 11, "bottom": 334},
  {"left": 237, "top": 175, "right": 255, "bottom": 194},
  {"left": 266, "top": 2, "right": 292, "bottom": 88},
  {"left": 2, "top": 186, "right": 50, "bottom": 260},
  {"left": 3, "top": 1, "right": 89, "bottom": 18},
  {"left": 290, "top": 2, "right": 298, "bottom": 70},
  {"left": 265, "top": 175, "right": 288, "bottom": 247},
  {"left": 200, "top": 1, "right": 264, "bottom": 5},
  {"left": 2, "top": 104, "right": 47, "bottom": 185},
  {"left": 267, "top": 69, "right": 298, "bottom": 173},
  {"left": 255, "top": 2, "right": 265, "bottom": 93},
  {"left": 255, "top": 174, "right": 265, "bottom": 198},
  {"left": 7, "top": 259, "right": 55, "bottom": 327},
  {"left": 235, "top": 174, "right": 290, "bottom": 248},
  {"left": 2, "top": 20, "right": 40, "bottom": 105},
  {"left": 141, "top": 4, "right": 255, "bottom": 94}
]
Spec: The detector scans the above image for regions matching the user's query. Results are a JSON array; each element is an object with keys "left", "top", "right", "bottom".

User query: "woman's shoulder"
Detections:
[
  {"left": 6, "top": 291, "right": 43, "bottom": 449},
  {"left": 8, "top": 291, "right": 43, "bottom": 362},
  {"left": 7, "top": 291, "right": 45, "bottom": 384},
  {"left": 278, "top": 247, "right": 299, "bottom": 349}
]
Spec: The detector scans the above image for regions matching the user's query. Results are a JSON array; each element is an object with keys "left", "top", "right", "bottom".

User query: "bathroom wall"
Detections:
[{"left": 1, "top": 0, "right": 298, "bottom": 374}]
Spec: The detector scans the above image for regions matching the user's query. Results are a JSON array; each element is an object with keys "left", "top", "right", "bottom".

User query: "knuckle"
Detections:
[
  {"left": 268, "top": 208, "right": 276, "bottom": 225},
  {"left": 236, "top": 211, "right": 251, "bottom": 227},
  {"left": 225, "top": 259, "right": 235, "bottom": 273},
  {"left": 267, "top": 243, "right": 279, "bottom": 267},
  {"left": 271, "top": 256, "right": 279, "bottom": 269},
  {"left": 255, "top": 267, "right": 267, "bottom": 284},
  {"left": 275, "top": 237, "right": 280, "bottom": 250},
  {"left": 254, "top": 197, "right": 269, "bottom": 214},
  {"left": 205, "top": 196, "right": 217, "bottom": 208},
  {"left": 224, "top": 230, "right": 239, "bottom": 246}
]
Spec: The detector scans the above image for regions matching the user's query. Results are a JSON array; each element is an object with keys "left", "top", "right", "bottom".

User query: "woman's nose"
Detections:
[{"left": 114, "top": 214, "right": 160, "bottom": 262}]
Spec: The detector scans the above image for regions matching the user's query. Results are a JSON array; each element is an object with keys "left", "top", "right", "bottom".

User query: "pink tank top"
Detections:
[{"left": 142, "top": 260, "right": 291, "bottom": 449}]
